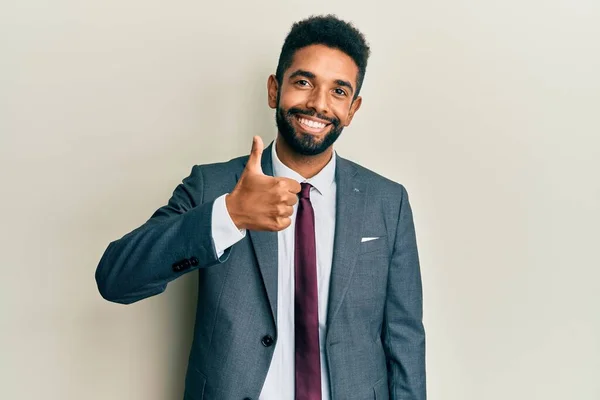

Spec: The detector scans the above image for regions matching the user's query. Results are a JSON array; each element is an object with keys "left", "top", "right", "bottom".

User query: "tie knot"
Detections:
[{"left": 299, "top": 182, "right": 312, "bottom": 199}]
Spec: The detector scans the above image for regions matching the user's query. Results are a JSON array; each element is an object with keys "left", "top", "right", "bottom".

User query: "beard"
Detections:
[{"left": 275, "top": 103, "right": 344, "bottom": 156}]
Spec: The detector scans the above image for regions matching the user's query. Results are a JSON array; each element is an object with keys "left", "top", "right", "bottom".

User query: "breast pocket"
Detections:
[{"left": 358, "top": 236, "right": 389, "bottom": 256}]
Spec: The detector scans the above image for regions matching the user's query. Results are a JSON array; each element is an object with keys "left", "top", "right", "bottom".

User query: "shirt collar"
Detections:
[{"left": 271, "top": 137, "right": 336, "bottom": 197}]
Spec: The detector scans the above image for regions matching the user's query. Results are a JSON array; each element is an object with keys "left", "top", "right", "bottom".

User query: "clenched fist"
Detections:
[{"left": 225, "top": 136, "right": 301, "bottom": 231}]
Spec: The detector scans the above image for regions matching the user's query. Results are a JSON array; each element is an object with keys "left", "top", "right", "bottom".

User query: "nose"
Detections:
[{"left": 305, "top": 87, "right": 329, "bottom": 116}]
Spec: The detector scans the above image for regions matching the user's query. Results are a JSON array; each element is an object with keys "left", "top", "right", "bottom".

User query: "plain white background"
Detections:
[{"left": 1, "top": 0, "right": 599, "bottom": 399}]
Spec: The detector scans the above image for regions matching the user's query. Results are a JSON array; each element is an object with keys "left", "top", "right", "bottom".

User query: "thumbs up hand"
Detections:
[{"left": 225, "top": 136, "right": 301, "bottom": 231}]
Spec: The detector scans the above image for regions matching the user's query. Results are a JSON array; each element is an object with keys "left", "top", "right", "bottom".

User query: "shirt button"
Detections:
[{"left": 261, "top": 335, "right": 274, "bottom": 347}]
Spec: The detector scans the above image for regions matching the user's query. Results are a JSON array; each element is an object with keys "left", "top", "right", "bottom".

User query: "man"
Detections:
[{"left": 96, "top": 14, "right": 426, "bottom": 400}]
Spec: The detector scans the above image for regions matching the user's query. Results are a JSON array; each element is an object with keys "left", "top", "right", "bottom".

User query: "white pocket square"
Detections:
[{"left": 361, "top": 237, "right": 380, "bottom": 243}]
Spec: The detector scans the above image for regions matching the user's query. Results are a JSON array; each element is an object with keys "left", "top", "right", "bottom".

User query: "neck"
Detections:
[{"left": 275, "top": 133, "right": 333, "bottom": 179}]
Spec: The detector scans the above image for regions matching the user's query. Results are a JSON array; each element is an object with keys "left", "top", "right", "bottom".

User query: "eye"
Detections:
[
  {"left": 295, "top": 80, "right": 310, "bottom": 87},
  {"left": 334, "top": 88, "right": 347, "bottom": 96}
]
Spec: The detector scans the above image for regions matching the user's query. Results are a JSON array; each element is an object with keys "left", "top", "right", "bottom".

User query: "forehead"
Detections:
[{"left": 285, "top": 44, "right": 359, "bottom": 86}]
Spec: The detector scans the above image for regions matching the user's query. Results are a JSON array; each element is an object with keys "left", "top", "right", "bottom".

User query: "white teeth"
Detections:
[{"left": 299, "top": 117, "right": 326, "bottom": 129}]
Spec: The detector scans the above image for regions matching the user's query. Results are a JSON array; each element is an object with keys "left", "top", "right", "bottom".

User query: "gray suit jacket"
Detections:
[{"left": 95, "top": 141, "right": 426, "bottom": 400}]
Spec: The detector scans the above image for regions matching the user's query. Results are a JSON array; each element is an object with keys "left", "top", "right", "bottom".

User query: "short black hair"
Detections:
[{"left": 275, "top": 15, "right": 371, "bottom": 99}]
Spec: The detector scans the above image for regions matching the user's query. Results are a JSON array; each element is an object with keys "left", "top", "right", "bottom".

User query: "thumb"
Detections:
[{"left": 245, "top": 136, "right": 264, "bottom": 175}]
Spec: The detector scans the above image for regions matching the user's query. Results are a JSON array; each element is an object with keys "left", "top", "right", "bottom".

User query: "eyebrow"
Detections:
[
  {"left": 288, "top": 69, "right": 355, "bottom": 95},
  {"left": 334, "top": 79, "right": 354, "bottom": 95}
]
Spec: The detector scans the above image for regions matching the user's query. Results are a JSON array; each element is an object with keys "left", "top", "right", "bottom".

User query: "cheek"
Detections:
[
  {"left": 279, "top": 89, "right": 308, "bottom": 109},
  {"left": 332, "top": 104, "right": 352, "bottom": 125}
]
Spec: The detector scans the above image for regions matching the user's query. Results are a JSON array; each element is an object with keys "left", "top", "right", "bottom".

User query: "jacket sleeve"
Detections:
[
  {"left": 95, "top": 165, "right": 232, "bottom": 304},
  {"left": 383, "top": 185, "right": 427, "bottom": 399}
]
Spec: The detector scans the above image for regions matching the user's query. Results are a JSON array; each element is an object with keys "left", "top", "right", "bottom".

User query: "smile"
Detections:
[{"left": 294, "top": 115, "right": 331, "bottom": 134}]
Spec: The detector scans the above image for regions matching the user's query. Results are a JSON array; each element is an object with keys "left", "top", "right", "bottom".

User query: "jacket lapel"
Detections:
[
  {"left": 236, "top": 143, "right": 366, "bottom": 332},
  {"left": 238, "top": 142, "right": 279, "bottom": 327},
  {"left": 326, "top": 155, "right": 367, "bottom": 332}
]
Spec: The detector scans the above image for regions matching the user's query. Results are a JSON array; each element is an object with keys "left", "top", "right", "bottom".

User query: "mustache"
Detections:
[{"left": 287, "top": 108, "right": 339, "bottom": 126}]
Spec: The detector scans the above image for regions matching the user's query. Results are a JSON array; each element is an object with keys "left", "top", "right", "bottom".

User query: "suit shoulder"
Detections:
[
  {"left": 343, "top": 158, "right": 407, "bottom": 196},
  {"left": 191, "top": 154, "right": 247, "bottom": 177}
]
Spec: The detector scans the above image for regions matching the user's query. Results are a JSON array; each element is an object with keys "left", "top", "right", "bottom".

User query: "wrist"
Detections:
[{"left": 225, "top": 193, "right": 245, "bottom": 230}]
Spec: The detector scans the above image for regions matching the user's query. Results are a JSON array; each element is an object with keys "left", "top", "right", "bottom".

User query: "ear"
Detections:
[
  {"left": 345, "top": 96, "right": 363, "bottom": 126},
  {"left": 267, "top": 74, "right": 279, "bottom": 109}
]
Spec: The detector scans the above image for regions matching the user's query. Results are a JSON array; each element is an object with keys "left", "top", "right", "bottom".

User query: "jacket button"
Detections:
[
  {"left": 190, "top": 256, "right": 199, "bottom": 266},
  {"left": 261, "top": 335, "right": 274, "bottom": 347}
]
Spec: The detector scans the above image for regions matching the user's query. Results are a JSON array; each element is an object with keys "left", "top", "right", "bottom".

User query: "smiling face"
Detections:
[{"left": 268, "top": 44, "right": 363, "bottom": 156}]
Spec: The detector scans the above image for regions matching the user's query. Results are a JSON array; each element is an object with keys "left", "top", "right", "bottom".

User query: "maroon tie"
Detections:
[{"left": 295, "top": 182, "right": 322, "bottom": 400}]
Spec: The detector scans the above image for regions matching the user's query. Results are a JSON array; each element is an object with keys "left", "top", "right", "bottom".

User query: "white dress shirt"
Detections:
[{"left": 211, "top": 139, "right": 337, "bottom": 400}]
